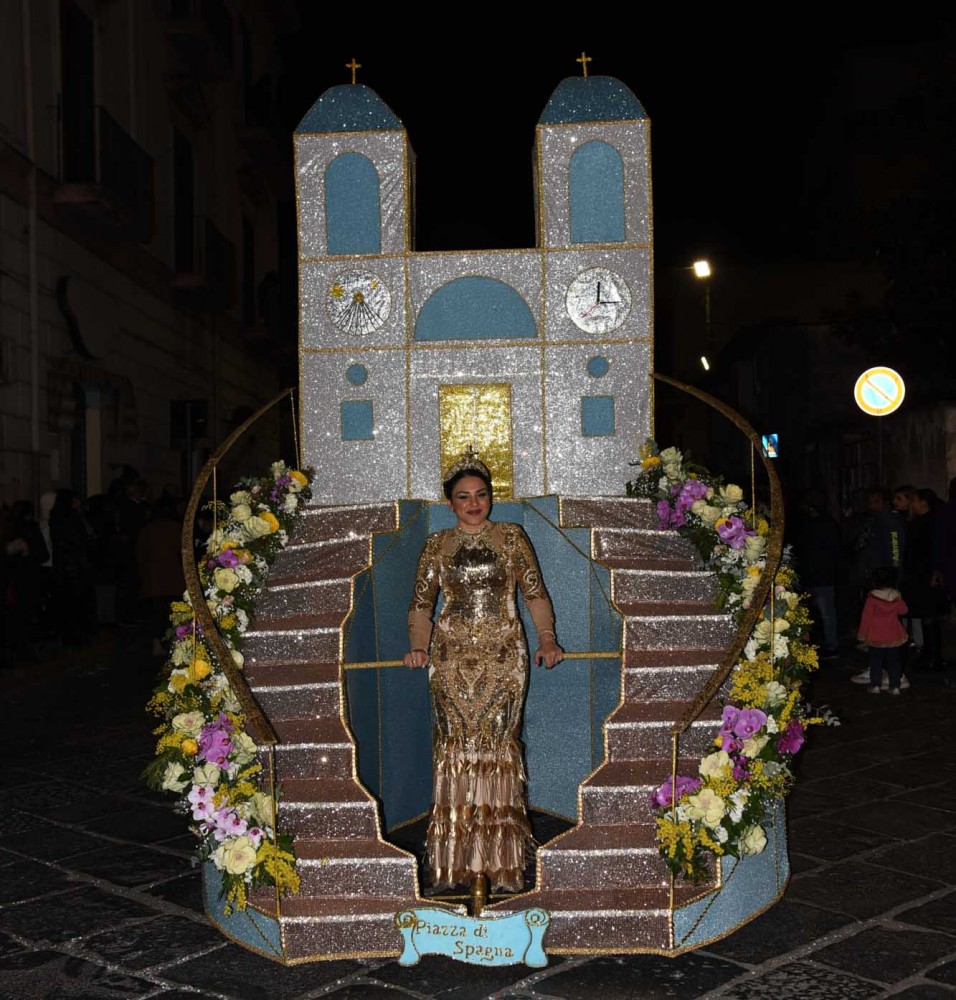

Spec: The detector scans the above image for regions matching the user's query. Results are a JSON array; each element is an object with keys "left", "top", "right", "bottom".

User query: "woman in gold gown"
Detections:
[{"left": 404, "top": 455, "right": 562, "bottom": 892}]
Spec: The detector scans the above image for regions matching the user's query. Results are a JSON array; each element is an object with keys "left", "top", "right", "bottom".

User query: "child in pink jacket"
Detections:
[{"left": 857, "top": 566, "right": 909, "bottom": 695}]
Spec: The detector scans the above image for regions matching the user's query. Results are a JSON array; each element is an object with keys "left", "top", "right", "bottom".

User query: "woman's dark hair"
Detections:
[
  {"left": 870, "top": 566, "right": 898, "bottom": 590},
  {"left": 443, "top": 467, "right": 492, "bottom": 500}
]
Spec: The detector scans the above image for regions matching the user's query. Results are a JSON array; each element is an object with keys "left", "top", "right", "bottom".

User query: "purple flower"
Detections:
[
  {"left": 719, "top": 705, "right": 741, "bottom": 735},
  {"left": 277, "top": 475, "right": 291, "bottom": 487},
  {"left": 650, "top": 774, "right": 702, "bottom": 808},
  {"left": 217, "top": 549, "right": 240, "bottom": 568},
  {"left": 188, "top": 785, "right": 215, "bottom": 821},
  {"left": 716, "top": 516, "right": 755, "bottom": 550},
  {"left": 210, "top": 807, "right": 247, "bottom": 842},
  {"left": 732, "top": 759, "right": 750, "bottom": 781},
  {"left": 175, "top": 622, "right": 201, "bottom": 640},
  {"left": 656, "top": 499, "right": 672, "bottom": 529},
  {"left": 732, "top": 708, "right": 767, "bottom": 740},
  {"left": 776, "top": 720, "right": 806, "bottom": 755},
  {"left": 678, "top": 479, "right": 709, "bottom": 508},
  {"left": 718, "top": 734, "right": 742, "bottom": 753},
  {"left": 198, "top": 723, "right": 233, "bottom": 767}
]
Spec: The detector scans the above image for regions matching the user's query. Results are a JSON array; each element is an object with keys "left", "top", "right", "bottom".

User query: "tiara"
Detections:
[{"left": 442, "top": 445, "right": 491, "bottom": 485}]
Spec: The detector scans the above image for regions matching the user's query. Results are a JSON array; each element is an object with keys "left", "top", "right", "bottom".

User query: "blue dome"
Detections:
[
  {"left": 296, "top": 84, "right": 403, "bottom": 134},
  {"left": 539, "top": 76, "right": 647, "bottom": 125}
]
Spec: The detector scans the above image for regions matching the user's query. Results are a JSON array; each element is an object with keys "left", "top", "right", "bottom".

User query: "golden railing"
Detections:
[
  {"left": 652, "top": 373, "right": 785, "bottom": 940},
  {"left": 180, "top": 386, "right": 300, "bottom": 749}
]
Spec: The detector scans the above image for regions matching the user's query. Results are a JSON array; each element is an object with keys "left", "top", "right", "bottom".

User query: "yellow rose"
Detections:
[
  {"left": 189, "top": 656, "right": 212, "bottom": 682},
  {"left": 181, "top": 738, "right": 199, "bottom": 756},
  {"left": 741, "top": 734, "right": 769, "bottom": 759},
  {"left": 171, "top": 711, "right": 205, "bottom": 738},
  {"left": 260, "top": 511, "right": 280, "bottom": 533},
  {"left": 214, "top": 835, "right": 258, "bottom": 875},
  {"left": 739, "top": 824, "right": 767, "bottom": 856},
  {"left": 290, "top": 470, "right": 308, "bottom": 486},
  {"left": 685, "top": 788, "right": 727, "bottom": 828},
  {"left": 213, "top": 567, "right": 239, "bottom": 593},
  {"left": 757, "top": 517, "right": 769, "bottom": 537},
  {"left": 699, "top": 751, "right": 732, "bottom": 779},
  {"left": 168, "top": 669, "right": 188, "bottom": 694}
]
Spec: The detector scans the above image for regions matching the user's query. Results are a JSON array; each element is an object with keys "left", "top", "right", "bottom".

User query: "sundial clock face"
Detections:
[
  {"left": 326, "top": 271, "right": 391, "bottom": 335},
  {"left": 566, "top": 267, "right": 632, "bottom": 335}
]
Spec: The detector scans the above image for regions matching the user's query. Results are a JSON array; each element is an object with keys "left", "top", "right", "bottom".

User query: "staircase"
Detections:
[
  {"left": 493, "top": 497, "right": 733, "bottom": 952},
  {"left": 239, "top": 502, "right": 423, "bottom": 960},
  {"left": 226, "top": 495, "right": 737, "bottom": 960}
]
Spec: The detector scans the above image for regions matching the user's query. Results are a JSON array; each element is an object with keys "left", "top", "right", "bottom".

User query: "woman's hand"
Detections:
[
  {"left": 404, "top": 649, "right": 429, "bottom": 669},
  {"left": 534, "top": 639, "right": 564, "bottom": 669}
]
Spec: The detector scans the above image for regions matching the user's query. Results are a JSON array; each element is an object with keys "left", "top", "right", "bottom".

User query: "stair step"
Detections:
[
  {"left": 581, "top": 759, "right": 697, "bottom": 825},
  {"left": 268, "top": 537, "right": 370, "bottom": 586},
  {"left": 624, "top": 663, "right": 718, "bottom": 701},
  {"left": 257, "top": 577, "right": 352, "bottom": 618},
  {"left": 252, "top": 679, "right": 341, "bottom": 720},
  {"left": 298, "top": 503, "right": 398, "bottom": 542},
  {"left": 294, "top": 839, "right": 418, "bottom": 897},
  {"left": 624, "top": 648, "right": 727, "bottom": 667},
  {"left": 617, "top": 601, "right": 719, "bottom": 617},
  {"left": 613, "top": 568, "right": 715, "bottom": 605},
  {"left": 272, "top": 718, "right": 354, "bottom": 782},
  {"left": 250, "top": 611, "right": 344, "bottom": 634},
  {"left": 594, "top": 527, "right": 697, "bottom": 564},
  {"left": 245, "top": 661, "right": 340, "bottom": 688},
  {"left": 561, "top": 497, "right": 658, "bottom": 530},
  {"left": 243, "top": 622, "right": 340, "bottom": 665},
  {"left": 538, "top": 824, "right": 667, "bottom": 889},
  {"left": 605, "top": 701, "right": 721, "bottom": 760},
  {"left": 624, "top": 612, "right": 734, "bottom": 651},
  {"left": 278, "top": 779, "right": 379, "bottom": 839}
]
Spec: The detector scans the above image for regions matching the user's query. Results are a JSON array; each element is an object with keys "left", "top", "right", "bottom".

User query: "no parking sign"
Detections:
[{"left": 854, "top": 367, "right": 905, "bottom": 417}]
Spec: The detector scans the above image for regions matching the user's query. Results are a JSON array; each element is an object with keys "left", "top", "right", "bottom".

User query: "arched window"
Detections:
[
  {"left": 325, "top": 152, "right": 381, "bottom": 254},
  {"left": 569, "top": 141, "right": 625, "bottom": 244},
  {"left": 415, "top": 276, "right": 537, "bottom": 341}
]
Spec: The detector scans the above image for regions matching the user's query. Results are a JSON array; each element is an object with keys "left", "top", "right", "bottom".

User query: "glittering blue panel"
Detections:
[
  {"left": 346, "top": 568, "right": 377, "bottom": 663},
  {"left": 539, "top": 76, "right": 647, "bottom": 125},
  {"left": 325, "top": 153, "right": 381, "bottom": 255},
  {"left": 341, "top": 399, "right": 374, "bottom": 440},
  {"left": 345, "top": 566, "right": 381, "bottom": 799},
  {"left": 415, "top": 277, "right": 537, "bottom": 341},
  {"left": 673, "top": 799, "right": 790, "bottom": 951},
  {"left": 297, "top": 84, "right": 402, "bottom": 133},
  {"left": 202, "top": 862, "right": 283, "bottom": 959},
  {"left": 589, "top": 567, "right": 622, "bottom": 769},
  {"left": 570, "top": 141, "right": 625, "bottom": 244},
  {"left": 581, "top": 396, "right": 615, "bottom": 437},
  {"left": 373, "top": 502, "right": 432, "bottom": 828},
  {"left": 522, "top": 499, "right": 593, "bottom": 817}
]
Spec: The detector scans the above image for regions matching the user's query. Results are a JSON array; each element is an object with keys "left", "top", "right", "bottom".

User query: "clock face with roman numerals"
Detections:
[
  {"left": 566, "top": 267, "right": 631, "bottom": 335},
  {"left": 326, "top": 271, "right": 391, "bottom": 335}
]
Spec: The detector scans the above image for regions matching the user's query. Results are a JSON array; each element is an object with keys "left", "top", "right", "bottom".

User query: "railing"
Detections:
[
  {"left": 180, "top": 386, "right": 300, "bottom": 747},
  {"left": 651, "top": 373, "right": 785, "bottom": 743}
]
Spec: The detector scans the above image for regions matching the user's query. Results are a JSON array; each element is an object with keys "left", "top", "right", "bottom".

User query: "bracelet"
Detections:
[
  {"left": 411, "top": 648, "right": 427, "bottom": 655},
  {"left": 538, "top": 630, "right": 556, "bottom": 641}
]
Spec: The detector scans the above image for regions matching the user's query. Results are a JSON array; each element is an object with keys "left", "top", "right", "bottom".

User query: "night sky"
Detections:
[{"left": 277, "top": 16, "right": 953, "bottom": 267}]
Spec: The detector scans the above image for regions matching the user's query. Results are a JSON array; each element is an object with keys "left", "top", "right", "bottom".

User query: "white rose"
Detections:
[
  {"left": 719, "top": 484, "right": 744, "bottom": 504},
  {"left": 714, "top": 824, "right": 729, "bottom": 843},
  {"left": 232, "top": 503, "right": 252, "bottom": 524},
  {"left": 234, "top": 565, "right": 253, "bottom": 585},
  {"left": 699, "top": 751, "right": 732, "bottom": 779},
  {"left": 765, "top": 681, "right": 787, "bottom": 708},
  {"left": 741, "top": 734, "right": 769, "bottom": 759},
  {"left": 282, "top": 495, "right": 298, "bottom": 513},
  {"left": 161, "top": 761, "right": 189, "bottom": 792},
  {"left": 232, "top": 731, "right": 258, "bottom": 765},
  {"left": 697, "top": 504, "right": 721, "bottom": 527},
  {"left": 739, "top": 824, "right": 767, "bottom": 856},
  {"left": 765, "top": 714, "right": 779, "bottom": 734},
  {"left": 243, "top": 516, "right": 272, "bottom": 539},
  {"left": 743, "top": 535, "right": 766, "bottom": 561},
  {"left": 249, "top": 791, "right": 274, "bottom": 826},
  {"left": 235, "top": 609, "right": 249, "bottom": 630},
  {"left": 685, "top": 789, "right": 727, "bottom": 828},
  {"left": 171, "top": 711, "right": 205, "bottom": 738},
  {"left": 271, "top": 460, "right": 287, "bottom": 477},
  {"left": 170, "top": 641, "right": 192, "bottom": 666},
  {"left": 213, "top": 567, "right": 239, "bottom": 593},
  {"left": 230, "top": 491, "right": 252, "bottom": 505},
  {"left": 192, "top": 763, "right": 221, "bottom": 788}
]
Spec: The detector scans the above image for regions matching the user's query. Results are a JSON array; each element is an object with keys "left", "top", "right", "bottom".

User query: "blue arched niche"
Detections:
[
  {"left": 569, "top": 140, "right": 625, "bottom": 244},
  {"left": 415, "top": 276, "right": 537, "bottom": 341},
  {"left": 325, "top": 152, "right": 382, "bottom": 255}
]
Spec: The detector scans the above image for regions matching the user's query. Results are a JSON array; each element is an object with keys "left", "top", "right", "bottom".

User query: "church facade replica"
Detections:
[
  {"left": 195, "top": 71, "right": 791, "bottom": 965},
  {"left": 295, "top": 76, "right": 652, "bottom": 501}
]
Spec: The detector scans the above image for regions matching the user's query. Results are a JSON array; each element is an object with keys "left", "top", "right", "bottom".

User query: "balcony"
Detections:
[
  {"left": 54, "top": 107, "right": 155, "bottom": 242},
  {"left": 170, "top": 216, "right": 236, "bottom": 312}
]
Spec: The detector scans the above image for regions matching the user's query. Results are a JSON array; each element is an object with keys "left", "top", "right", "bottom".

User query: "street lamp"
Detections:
[{"left": 693, "top": 259, "right": 712, "bottom": 345}]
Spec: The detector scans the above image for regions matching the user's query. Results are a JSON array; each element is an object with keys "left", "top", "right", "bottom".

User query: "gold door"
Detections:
[{"left": 438, "top": 384, "right": 514, "bottom": 499}]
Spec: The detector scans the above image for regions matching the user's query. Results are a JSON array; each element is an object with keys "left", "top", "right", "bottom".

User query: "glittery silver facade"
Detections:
[{"left": 297, "top": 82, "right": 652, "bottom": 503}]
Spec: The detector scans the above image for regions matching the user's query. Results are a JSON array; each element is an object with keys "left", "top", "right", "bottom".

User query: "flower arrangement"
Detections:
[
  {"left": 145, "top": 461, "right": 312, "bottom": 912},
  {"left": 627, "top": 441, "right": 836, "bottom": 882}
]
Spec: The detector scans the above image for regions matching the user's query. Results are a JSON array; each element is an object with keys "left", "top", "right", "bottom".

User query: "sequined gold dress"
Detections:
[{"left": 408, "top": 521, "right": 555, "bottom": 892}]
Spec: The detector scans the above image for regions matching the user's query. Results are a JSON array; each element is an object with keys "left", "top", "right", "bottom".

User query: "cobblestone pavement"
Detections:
[{"left": 2, "top": 628, "right": 956, "bottom": 999}]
